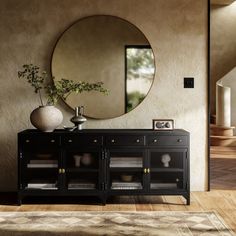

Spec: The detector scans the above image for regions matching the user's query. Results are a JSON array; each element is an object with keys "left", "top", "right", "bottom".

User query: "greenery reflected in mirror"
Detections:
[
  {"left": 126, "top": 46, "right": 155, "bottom": 112},
  {"left": 51, "top": 15, "right": 155, "bottom": 119}
]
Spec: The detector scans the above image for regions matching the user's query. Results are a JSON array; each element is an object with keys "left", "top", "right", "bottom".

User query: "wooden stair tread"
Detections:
[
  {"left": 211, "top": 136, "right": 236, "bottom": 146},
  {"left": 211, "top": 146, "right": 236, "bottom": 152},
  {"left": 210, "top": 146, "right": 236, "bottom": 158},
  {"left": 210, "top": 124, "right": 235, "bottom": 129},
  {"left": 211, "top": 135, "right": 236, "bottom": 139},
  {"left": 211, "top": 146, "right": 236, "bottom": 150}
]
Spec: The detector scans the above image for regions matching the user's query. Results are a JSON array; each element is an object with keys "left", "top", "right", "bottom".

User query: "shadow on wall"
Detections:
[
  {"left": 0, "top": 86, "right": 35, "bottom": 191},
  {"left": 0, "top": 131, "right": 18, "bottom": 191}
]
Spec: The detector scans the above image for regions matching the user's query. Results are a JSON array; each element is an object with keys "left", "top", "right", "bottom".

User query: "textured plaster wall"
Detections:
[
  {"left": 0, "top": 0, "right": 208, "bottom": 191},
  {"left": 210, "top": 3, "right": 236, "bottom": 117}
]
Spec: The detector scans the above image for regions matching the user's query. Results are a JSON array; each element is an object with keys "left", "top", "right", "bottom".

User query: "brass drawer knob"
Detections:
[
  {"left": 59, "top": 168, "right": 65, "bottom": 174},
  {"left": 153, "top": 139, "right": 157, "bottom": 143},
  {"left": 68, "top": 139, "right": 73, "bottom": 143},
  {"left": 136, "top": 139, "right": 140, "bottom": 143},
  {"left": 177, "top": 139, "right": 182, "bottom": 143},
  {"left": 93, "top": 139, "right": 98, "bottom": 143},
  {"left": 51, "top": 139, "right": 55, "bottom": 143},
  {"left": 25, "top": 140, "right": 30, "bottom": 143},
  {"left": 111, "top": 139, "right": 115, "bottom": 143}
]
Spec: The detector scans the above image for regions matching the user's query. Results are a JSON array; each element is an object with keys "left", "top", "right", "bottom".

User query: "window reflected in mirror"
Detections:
[{"left": 126, "top": 46, "right": 155, "bottom": 112}]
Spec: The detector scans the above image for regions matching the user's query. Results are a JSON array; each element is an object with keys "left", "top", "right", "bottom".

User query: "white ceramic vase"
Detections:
[{"left": 30, "top": 105, "right": 63, "bottom": 132}]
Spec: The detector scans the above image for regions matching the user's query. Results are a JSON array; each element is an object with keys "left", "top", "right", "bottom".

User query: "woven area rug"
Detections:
[{"left": 0, "top": 211, "right": 234, "bottom": 236}]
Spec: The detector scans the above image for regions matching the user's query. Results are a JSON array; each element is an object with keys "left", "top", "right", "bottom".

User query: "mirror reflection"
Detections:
[{"left": 51, "top": 15, "right": 155, "bottom": 119}]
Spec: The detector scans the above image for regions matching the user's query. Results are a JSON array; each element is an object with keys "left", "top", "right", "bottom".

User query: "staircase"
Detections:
[
  {"left": 210, "top": 114, "right": 236, "bottom": 146},
  {"left": 211, "top": 77, "right": 236, "bottom": 154}
]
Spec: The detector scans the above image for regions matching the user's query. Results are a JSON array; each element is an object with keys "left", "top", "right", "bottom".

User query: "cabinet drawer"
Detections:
[
  {"left": 106, "top": 135, "right": 145, "bottom": 146},
  {"left": 63, "top": 135, "right": 103, "bottom": 146},
  {"left": 147, "top": 135, "right": 187, "bottom": 146},
  {"left": 21, "top": 134, "right": 60, "bottom": 147}
]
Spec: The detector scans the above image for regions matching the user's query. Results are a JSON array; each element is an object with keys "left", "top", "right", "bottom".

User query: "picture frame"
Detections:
[{"left": 152, "top": 119, "right": 174, "bottom": 130}]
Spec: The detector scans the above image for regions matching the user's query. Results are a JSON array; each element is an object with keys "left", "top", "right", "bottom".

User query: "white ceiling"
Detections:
[{"left": 211, "top": 0, "right": 236, "bottom": 5}]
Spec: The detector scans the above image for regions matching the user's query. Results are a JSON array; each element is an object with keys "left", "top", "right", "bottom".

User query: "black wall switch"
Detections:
[{"left": 184, "top": 77, "right": 194, "bottom": 88}]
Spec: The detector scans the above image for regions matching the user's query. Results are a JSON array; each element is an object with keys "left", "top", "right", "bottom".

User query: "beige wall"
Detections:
[
  {"left": 0, "top": 0, "right": 208, "bottom": 191},
  {"left": 210, "top": 3, "right": 236, "bottom": 117}
]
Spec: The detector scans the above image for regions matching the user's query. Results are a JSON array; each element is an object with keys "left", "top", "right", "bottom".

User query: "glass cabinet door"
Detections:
[
  {"left": 21, "top": 148, "right": 60, "bottom": 190},
  {"left": 63, "top": 148, "right": 101, "bottom": 191},
  {"left": 148, "top": 149, "right": 187, "bottom": 191},
  {"left": 108, "top": 149, "right": 146, "bottom": 191}
]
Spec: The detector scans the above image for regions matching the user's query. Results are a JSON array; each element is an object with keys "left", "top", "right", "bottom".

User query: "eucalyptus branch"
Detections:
[
  {"left": 38, "top": 89, "right": 44, "bottom": 106},
  {"left": 45, "top": 79, "right": 108, "bottom": 105},
  {"left": 18, "top": 64, "right": 46, "bottom": 106},
  {"left": 18, "top": 64, "right": 109, "bottom": 106}
]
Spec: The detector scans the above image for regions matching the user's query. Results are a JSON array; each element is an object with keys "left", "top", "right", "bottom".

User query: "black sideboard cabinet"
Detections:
[{"left": 18, "top": 129, "right": 190, "bottom": 205}]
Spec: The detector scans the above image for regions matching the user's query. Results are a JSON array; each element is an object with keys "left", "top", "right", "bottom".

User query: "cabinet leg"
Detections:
[
  {"left": 184, "top": 194, "right": 190, "bottom": 205},
  {"left": 186, "top": 197, "right": 190, "bottom": 205},
  {"left": 17, "top": 191, "right": 24, "bottom": 206},
  {"left": 17, "top": 195, "right": 22, "bottom": 206},
  {"left": 100, "top": 197, "right": 106, "bottom": 206}
]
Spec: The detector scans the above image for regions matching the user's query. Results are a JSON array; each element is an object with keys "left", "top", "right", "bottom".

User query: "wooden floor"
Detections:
[{"left": 0, "top": 147, "right": 235, "bottom": 234}]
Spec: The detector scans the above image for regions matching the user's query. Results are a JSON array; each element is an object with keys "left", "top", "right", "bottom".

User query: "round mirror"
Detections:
[{"left": 51, "top": 15, "right": 155, "bottom": 119}]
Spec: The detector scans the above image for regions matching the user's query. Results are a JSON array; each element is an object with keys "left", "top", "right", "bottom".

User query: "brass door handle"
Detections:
[
  {"left": 59, "top": 168, "right": 62, "bottom": 174},
  {"left": 147, "top": 168, "right": 150, "bottom": 174}
]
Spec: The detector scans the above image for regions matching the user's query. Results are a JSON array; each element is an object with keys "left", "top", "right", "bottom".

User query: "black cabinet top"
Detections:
[{"left": 18, "top": 129, "right": 189, "bottom": 136}]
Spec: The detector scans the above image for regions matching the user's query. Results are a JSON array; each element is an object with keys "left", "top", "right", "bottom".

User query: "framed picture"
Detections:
[{"left": 152, "top": 119, "right": 174, "bottom": 130}]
